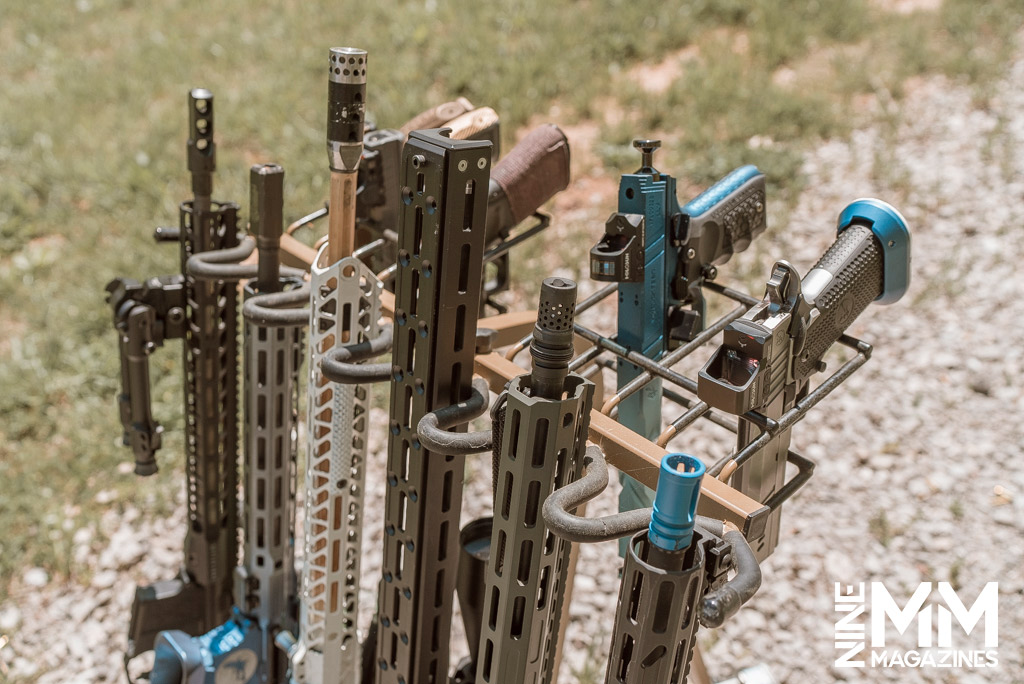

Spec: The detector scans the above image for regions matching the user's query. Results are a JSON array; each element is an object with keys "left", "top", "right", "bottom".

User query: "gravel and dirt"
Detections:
[{"left": 3, "top": 30, "right": 1023, "bottom": 684}]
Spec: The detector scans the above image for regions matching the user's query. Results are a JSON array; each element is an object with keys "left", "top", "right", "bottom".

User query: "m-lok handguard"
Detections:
[
  {"left": 375, "top": 127, "right": 492, "bottom": 684},
  {"left": 475, "top": 277, "right": 595, "bottom": 684}
]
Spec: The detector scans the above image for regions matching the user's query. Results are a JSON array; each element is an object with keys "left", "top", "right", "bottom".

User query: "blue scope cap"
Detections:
[
  {"left": 836, "top": 198, "right": 911, "bottom": 305},
  {"left": 648, "top": 453, "right": 706, "bottom": 552}
]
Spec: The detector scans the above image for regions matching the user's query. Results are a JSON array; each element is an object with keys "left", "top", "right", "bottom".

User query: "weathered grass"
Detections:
[{"left": 0, "top": 0, "right": 1020, "bottom": 605}]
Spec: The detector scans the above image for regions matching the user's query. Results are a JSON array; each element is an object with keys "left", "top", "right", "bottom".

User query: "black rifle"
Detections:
[
  {"left": 374, "top": 128, "right": 492, "bottom": 684},
  {"left": 109, "top": 88, "right": 242, "bottom": 663}
]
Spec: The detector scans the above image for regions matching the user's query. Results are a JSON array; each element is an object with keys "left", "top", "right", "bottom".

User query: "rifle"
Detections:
[
  {"left": 149, "top": 163, "right": 308, "bottom": 683},
  {"left": 465, "top": 277, "right": 594, "bottom": 684},
  {"left": 276, "top": 46, "right": 387, "bottom": 684},
  {"left": 589, "top": 139, "right": 767, "bottom": 546},
  {"left": 698, "top": 199, "right": 911, "bottom": 560},
  {"left": 109, "top": 88, "right": 242, "bottom": 664},
  {"left": 373, "top": 127, "right": 492, "bottom": 684}
]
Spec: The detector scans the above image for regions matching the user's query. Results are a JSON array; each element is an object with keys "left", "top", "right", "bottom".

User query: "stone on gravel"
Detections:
[
  {"left": 98, "top": 526, "right": 146, "bottom": 570},
  {"left": 0, "top": 604, "right": 22, "bottom": 631},
  {"left": 22, "top": 566, "right": 48, "bottom": 587},
  {"left": 90, "top": 569, "right": 118, "bottom": 590}
]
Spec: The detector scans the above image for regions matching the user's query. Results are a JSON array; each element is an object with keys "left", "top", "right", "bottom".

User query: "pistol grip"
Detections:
[
  {"left": 127, "top": 576, "right": 207, "bottom": 659},
  {"left": 488, "top": 124, "right": 570, "bottom": 234},
  {"left": 398, "top": 97, "right": 475, "bottom": 136},
  {"left": 681, "top": 165, "right": 766, "bottom": 265}
]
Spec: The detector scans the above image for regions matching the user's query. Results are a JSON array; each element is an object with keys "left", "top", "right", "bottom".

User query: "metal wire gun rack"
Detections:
[
  {"left": 107, "top": 42, "right": 912, "bottom": 684},
  {"left": 276, "top": 130, "right": 911, "bottom": 684}
]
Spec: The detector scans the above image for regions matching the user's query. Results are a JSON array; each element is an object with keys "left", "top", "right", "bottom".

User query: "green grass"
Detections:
[
  {"left": 595, "top": 0, "right": 1024, "bottom": 198},
  {"left": 0, "top": 0, "right": 1021, "bottom": 607}
]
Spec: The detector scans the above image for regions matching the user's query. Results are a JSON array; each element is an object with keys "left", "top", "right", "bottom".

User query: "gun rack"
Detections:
[{"left": 279, "top": 219, "right": 875, "bottom": 549}]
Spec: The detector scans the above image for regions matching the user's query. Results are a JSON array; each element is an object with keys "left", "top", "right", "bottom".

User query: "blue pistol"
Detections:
[{"left": 590, "top": 140, "right": 767, "bottom": 537}]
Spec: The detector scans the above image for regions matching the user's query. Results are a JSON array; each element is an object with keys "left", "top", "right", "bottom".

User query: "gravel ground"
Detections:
[{"left": 3, "top": 34, "right": 1024, "bottom": 684}]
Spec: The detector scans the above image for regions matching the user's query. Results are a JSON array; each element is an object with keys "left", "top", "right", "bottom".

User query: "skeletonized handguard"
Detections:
[
  {"left": 478, "top": 382, "right": 594, "bottom": 684},
  {"left": 289, "top": 246, "right": 383, "bottom": 684},
  {"left": 477, "top": 278, "right": 595, "bottom": 684},
  {"left": 151, "top": 288, "right": 307, "bottom": 684}
]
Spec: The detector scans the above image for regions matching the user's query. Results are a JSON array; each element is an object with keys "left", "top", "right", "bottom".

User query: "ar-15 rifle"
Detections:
[
  {"left": 274, "top": 46, "right": 387, "bottom": 684},
  {"left": 698, "top": 199, "right": 911, "bottom": 560},
  {"left": 108, "top": 88, "right": 242, "bottom": 663},
  {"left": 148, "top": 164, "right": 308, "bottom": 684},
  {"left": 467, "top": 277, "right": 595, "bottom": 684},
  {"left": 589, "top": 140, "right": 767, "bottom": 542}
]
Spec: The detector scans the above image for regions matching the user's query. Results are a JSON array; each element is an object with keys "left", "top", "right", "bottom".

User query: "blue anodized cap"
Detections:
[
  {"left": 836, "top": 198, "right": 911, "bottom": 305},
  {"left": 648, "top": 453, "right": 706, "bottom": 552}
]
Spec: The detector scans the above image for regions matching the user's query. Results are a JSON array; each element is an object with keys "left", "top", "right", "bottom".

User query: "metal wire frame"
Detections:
[
  {"left": 277, "top": 201, "right": 870, "bottom": 526},
  {"left": 506, "top": 277, "right": 873, "bottom": 513}
]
